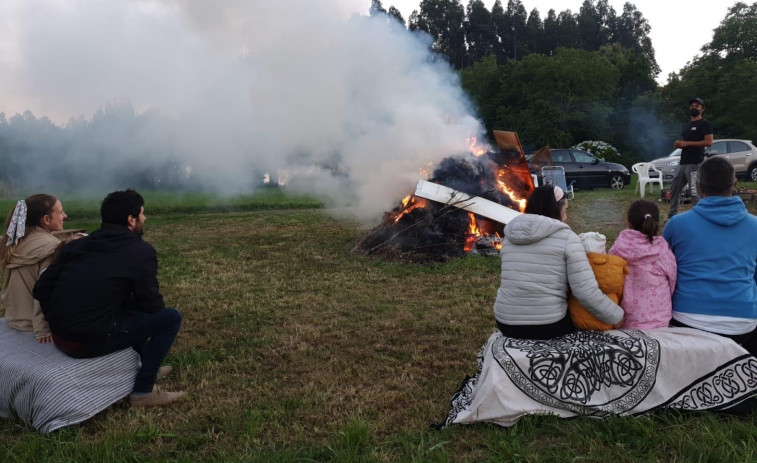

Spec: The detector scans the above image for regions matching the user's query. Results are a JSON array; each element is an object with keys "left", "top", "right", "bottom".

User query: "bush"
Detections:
[{"left": 572, "top": 140, "right": 621, "bottom": 160}]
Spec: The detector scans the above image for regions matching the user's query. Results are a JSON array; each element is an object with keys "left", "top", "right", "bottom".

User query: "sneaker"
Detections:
[
  {"left": 157, "top": 365, "right": 173, "bottom": 380},
  {"left": 130, "top": 388, "right": 186, "bottom": 408}
]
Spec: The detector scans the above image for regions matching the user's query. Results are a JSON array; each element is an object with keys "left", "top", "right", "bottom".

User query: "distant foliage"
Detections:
[{"left": 572, "top": 140, "right": 620, "bottom": 160}]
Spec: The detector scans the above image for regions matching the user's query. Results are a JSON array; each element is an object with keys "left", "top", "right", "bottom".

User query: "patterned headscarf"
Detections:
[{"left": 6, "top": 200, "right": 27, "bottom": 246}]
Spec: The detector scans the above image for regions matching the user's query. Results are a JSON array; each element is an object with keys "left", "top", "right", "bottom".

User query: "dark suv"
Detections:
[{"left": 528, "top": 149, "right": 631, "bottom": 190}]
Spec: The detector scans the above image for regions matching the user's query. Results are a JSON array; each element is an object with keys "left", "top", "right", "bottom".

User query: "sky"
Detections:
[{"left": 384, "top": 0, "right": 732, "bottom": 84}]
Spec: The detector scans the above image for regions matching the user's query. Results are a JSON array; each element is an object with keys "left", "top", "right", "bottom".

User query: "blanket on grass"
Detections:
[
  {"left": 0, "top": 318, "right": 140, "bottom": 433},
  {"left": 445, "top": 328, "right": 757, "bottom": 427}
]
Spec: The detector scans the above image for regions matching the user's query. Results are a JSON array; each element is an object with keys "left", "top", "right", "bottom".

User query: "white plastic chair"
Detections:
[
  {"left": 541, "top": 166, "right": 574, "bottom": 200},
  {"left": 632, "top": 162, "right": 664, "bottom": 199}
]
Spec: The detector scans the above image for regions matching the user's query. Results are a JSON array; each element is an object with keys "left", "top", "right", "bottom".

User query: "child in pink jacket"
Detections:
[{"left": 609, "top": 200, "right": 677, "bottom": 329}]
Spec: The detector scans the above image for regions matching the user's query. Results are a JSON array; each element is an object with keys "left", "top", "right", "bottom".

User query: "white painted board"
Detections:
[{"left": 413, "top": 179, "right": 521, "bottom": 225}]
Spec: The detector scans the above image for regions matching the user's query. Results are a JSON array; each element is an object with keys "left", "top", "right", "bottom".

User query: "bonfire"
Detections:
[{"left": 354, "top": 132, "right": 536, "bottom": 262}]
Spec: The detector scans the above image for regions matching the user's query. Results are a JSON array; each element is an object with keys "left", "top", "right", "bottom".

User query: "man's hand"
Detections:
[{"left": 674, "top": 140, "right": 686, "bottom": 148}]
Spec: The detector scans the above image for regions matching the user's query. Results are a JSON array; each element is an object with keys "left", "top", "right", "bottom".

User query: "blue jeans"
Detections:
[{"left": 53, "top": 308, "right": 182, "bottom": 394}]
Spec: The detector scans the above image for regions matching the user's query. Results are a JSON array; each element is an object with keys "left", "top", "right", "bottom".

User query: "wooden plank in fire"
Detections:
[{"left": 413, "top": 179, "right": 521, "bottom": 225}]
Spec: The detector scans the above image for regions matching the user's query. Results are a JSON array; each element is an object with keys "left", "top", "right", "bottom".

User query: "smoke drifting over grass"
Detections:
[{"left": 0, "top": 1, "right": 484, "bottom": 221}]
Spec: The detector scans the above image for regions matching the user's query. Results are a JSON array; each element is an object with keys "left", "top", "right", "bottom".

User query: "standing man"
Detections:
[
  {"left": 663, "top": 156, "right": 757, "bottom": 355},
  {"left": 668, "top": 97, "right": 713, "bottom": 219},
  {"left": 34, "top": 189, "right": 185, "bottom": 407}
]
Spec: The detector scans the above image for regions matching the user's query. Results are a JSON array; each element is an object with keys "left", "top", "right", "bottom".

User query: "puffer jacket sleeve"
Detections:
[{"left": 565, "top": 233, "right": 624, "bottom": 325}]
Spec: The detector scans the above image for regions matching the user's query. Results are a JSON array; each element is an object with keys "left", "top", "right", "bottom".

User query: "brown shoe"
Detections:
[
  {"left": 130, "top": 388, "right": 186, "bottom": 408},
  {"left": 157, "top": 365, "right": 173, "bottom": 380}
]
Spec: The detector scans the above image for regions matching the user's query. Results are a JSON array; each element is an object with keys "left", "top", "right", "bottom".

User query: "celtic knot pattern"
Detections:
[
  {"left": 493, "top": 330, "right": 659, "bottom": 414},
  {"left": 668, "top": 357, "right": 757, "bottom": 410}
]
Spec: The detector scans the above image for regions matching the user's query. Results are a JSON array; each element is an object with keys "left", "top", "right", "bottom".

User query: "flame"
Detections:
[
  {"left": 393, "top": 195, "right": 428, "bottom": 223},
  {"left": 419, "top": 161, "right": 434, "bottom": 180},
  {"left": 496, "top": 168, "right": 528, "bottom": 212},
  {"left": 466, "top": 136, "right": 488, "bottom": 157},
  {"left": 463, "top": 212, "right": 481, "bottom": 252}
]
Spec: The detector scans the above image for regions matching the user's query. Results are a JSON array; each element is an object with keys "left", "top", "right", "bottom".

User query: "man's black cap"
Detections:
[{"left": 688, "top": 97, "right": 705, "bottom": 107}]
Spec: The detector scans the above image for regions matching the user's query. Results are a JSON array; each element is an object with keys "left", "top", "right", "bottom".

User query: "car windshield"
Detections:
[{"left": 668, "top": 149, "right": 681, "bottom": 157}]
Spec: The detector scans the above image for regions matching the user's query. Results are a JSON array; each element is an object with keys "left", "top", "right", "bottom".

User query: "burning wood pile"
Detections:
[{"left": 354, "top": 132, "right": 535, "bottom": 262}]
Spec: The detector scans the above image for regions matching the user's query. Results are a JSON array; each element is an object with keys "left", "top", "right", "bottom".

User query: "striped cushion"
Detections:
[{"left": 0, "top": 318, "right": 140, "bottom": 433}]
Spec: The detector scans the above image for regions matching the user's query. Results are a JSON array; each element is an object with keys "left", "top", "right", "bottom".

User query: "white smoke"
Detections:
[{"left": 0, "top": 0, "right": 484, "bottom": 221}]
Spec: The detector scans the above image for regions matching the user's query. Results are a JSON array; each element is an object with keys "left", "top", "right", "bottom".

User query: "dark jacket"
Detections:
[{"left": 33, "top": 224, "right": 165, "bottom": 342}]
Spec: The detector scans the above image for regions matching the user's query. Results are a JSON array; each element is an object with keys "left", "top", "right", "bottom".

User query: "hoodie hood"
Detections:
[
  {"left": 79, "top": 223, "right": 142, "bottom": 254},
  {"left": 693, "top": 196, "right": 747, "bottom": 227},
  {"left": 6, "top": 227, "right": 61, "bottom": 268},
  {"left": 504, "top": 214, "right": 570, "bottom": 245},
  {"left": 610, "top": 229, "right": 670, "bottom": 264}
]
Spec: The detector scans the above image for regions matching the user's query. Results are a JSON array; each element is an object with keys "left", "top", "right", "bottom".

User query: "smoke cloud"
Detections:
[{"left": 0, "top": 0, "right": 485, "bottom": 222}]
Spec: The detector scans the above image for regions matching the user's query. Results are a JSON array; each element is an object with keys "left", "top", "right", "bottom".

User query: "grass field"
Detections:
[{"left": 2, "top": 181, "right": 757, "bottom": 462}]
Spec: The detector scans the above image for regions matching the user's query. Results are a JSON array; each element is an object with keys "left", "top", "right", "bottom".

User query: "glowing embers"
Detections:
[{"left": 463, "top": 212, "right": 503, "bottom": 253}]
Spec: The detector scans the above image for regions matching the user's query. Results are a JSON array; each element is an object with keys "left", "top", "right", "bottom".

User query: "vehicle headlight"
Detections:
[{"left": 669, "top": 160, "right": 679, "bottom": 166}]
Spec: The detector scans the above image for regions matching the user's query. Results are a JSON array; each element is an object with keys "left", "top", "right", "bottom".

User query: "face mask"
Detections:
[{"left": 690, "top": 108, "right": 701, "bottom": 117}]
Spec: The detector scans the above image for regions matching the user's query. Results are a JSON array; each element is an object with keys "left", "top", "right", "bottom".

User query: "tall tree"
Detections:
[
  {"left": 704, "top": 1, "right": 757, "bottom": 61},
  {"left": 464, "top": 0, "right": 497, "bottom": 65},
  {"left": 543, "top": 9, "right": 559, "bottom": 55},
  {"left": 409, "top": 0, "right": 467, "bottom": 68},
  {"left": 524, "top": 8, "right": 545, "bottom": 55},
  {"left": 491, "top": 0, "right": 511, "bottom": 62},
  {"left": 369, "top": 0, "right": 386, "bottom": 16},
  {"left": 387, "top": 6, "right": 406, "bottom": 26},
  {"left": 506, "top": 0, "right": 528, "bottom": 59},
  {"left": 554, "top": 10, "right": 580, "bottom": 49},
  {"left": 596, "top": 0, "right": 617, "bottom": 44},
  {"left": 613, "top": 2, "right": 659, "bottom": 75},
  {"left": 577, "top": 0, "right": 602, "bottom": 50}
]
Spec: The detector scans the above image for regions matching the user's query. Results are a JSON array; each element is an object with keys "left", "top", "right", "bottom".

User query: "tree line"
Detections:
[{"left": 373, "top": 0, "right": 757, "bottom": 164}]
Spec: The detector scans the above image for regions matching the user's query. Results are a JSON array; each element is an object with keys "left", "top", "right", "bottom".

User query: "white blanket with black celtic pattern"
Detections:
[{"left": 445, "top": 327, "right": 757, "bottom": 427}]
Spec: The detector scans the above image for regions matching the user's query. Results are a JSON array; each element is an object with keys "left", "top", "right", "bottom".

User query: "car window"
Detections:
[
  {"left": 729, "top": 141, "right": 750, "bottom": 153},
  {"left": 710, "top": 141, "right": 727, "bottom": 154},
  {"left": 571, "top": 150, "right": 595, "bottom": 163},
  {"left": 552, "top": 150, "right": 572, "bottom": 163}
]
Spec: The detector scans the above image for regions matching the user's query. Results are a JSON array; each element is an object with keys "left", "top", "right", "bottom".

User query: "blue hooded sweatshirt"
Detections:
[{"left": 663, "top": 195, "right": 757, "bottom": 319}]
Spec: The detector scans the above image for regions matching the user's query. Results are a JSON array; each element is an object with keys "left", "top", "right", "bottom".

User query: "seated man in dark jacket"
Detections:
[{"left": 34, "top": 189, "right": 184, "bottom": 407}]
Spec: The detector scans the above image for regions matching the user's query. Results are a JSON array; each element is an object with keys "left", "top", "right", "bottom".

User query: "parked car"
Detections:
[
  {"left": 528, "top": 148, "right": 631, "bottom": 190},
  {"left": 650, "top": 139, "right": 757, "bottom": 182},
  {"left": 650, "top": 149, "right": 680, "bottom": 183},
  {"left": 710, "top": 139, "right": 757, "bottom": 181}
]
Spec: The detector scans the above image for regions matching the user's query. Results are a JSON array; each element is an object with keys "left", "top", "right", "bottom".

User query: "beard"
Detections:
[{"left": 132, "top": 221, "right": 144, "bottom": 236}]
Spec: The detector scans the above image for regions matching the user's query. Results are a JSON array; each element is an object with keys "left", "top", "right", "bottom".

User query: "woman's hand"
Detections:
[{"left": 37, "top": 335, "right": 52, "bottom": 343}]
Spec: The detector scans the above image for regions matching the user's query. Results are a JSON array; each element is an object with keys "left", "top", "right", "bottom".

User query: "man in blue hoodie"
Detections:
[{"left": 664, "top": 156, "right": 757, "bottom": 355}]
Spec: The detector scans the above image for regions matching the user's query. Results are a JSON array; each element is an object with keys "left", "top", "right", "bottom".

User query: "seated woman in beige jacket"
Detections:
[{"left": 1, "top": 194, "right": 80, "bottom": 343}]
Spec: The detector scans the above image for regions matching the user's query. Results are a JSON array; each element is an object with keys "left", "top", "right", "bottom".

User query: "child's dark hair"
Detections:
[{"left": 627, "top": 199, "right": 659, "bottom": 243}]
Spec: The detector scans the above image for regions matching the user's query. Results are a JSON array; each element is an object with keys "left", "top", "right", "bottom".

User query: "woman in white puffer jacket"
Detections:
[{"left": 493, "top": 185, "right": 624, "bottom": 339}]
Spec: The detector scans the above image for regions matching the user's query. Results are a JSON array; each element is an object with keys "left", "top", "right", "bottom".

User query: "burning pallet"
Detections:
[{"left": 354, "top": 138, "right": 534, "bottom": 262}]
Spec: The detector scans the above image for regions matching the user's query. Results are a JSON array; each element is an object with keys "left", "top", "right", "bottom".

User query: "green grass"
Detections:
[
  {"left": 2, "top": 183, "right": 757, "bottom": 462},
  {"left": 0, "top": 188, "right": 324, "bottom": 222}
]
